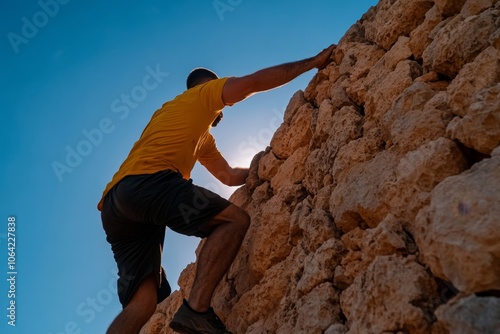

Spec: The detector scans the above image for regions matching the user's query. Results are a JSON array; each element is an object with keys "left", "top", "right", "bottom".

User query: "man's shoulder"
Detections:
[
  {"left": 195, "top": 77, "right": 229, "bottom": 94},
  {"left": 182, "top": 77, "right": 228, "bottom": 101}
]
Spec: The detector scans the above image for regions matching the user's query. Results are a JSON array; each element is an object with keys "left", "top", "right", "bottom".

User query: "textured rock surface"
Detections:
[
  {"left": 415, "top": 155, "right": 500, "bottom": 294},
  {"left": 433, "top": 295, "right": 500, "bottom": 334},
  {"left": 340, "top": 255, "right": 439, "bottom": 334},
  {"left": 142, "top": 1, "right": 500, "bottom": 333}
]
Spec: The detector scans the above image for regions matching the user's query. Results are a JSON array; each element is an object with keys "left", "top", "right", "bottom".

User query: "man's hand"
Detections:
[
  {"left": 313, "top": 44, "right": 335, "bottom": 70},
  {"left": 203, "top": 157, "right": 249, "bottom": 186}
]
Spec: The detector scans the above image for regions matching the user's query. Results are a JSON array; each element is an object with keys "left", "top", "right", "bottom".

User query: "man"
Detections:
[{"left": 98, "top": 44, "right": 334, "bottom": 334}]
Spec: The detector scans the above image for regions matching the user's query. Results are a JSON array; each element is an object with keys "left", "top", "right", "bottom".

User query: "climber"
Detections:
[{"left": 98, "top": 44, "right": 335, "bottom": 334}]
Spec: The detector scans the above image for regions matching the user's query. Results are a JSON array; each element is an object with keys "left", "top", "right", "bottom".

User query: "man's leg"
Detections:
[
  {"left": 106, "top": 273, "right": 158, "bottom": 334},
  {"left": 187, "top": 204, "right": 250, "bottom": 312}
]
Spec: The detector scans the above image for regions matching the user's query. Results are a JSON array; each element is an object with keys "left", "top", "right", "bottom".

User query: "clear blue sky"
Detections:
[{"left": 0, "top": 1, "right": 377, "bottom": 333}]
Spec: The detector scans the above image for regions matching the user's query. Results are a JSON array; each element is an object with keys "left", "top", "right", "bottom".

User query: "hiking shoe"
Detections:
[{"left": 170, "top": 299, "right": 232, "bottom": 334}]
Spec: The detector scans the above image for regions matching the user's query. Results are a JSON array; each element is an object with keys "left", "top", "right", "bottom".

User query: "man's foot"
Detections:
[{"left": 169, "top": 299, "right": 232, "bottom": 334}]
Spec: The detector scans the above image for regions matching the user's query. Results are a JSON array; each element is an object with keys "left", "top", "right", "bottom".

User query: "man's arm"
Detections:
[
  {"left": 203, "top": 157, "right": 249, "bottom": 186},
  {"left": 222, "top": 45, "right": 335, "bottom": 105}
]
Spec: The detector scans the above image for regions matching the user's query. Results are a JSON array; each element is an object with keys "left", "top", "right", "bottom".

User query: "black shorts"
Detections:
[{"left": 100, "top": 169, "right": 232, "bottom": 307}]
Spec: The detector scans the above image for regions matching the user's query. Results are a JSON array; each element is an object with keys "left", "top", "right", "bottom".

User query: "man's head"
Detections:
[
  {"left": 186, "top": 68, "right": 218, "bottom": 89},
  {"left": 186, "top": 68, "right": 223, "bottom": 127}
]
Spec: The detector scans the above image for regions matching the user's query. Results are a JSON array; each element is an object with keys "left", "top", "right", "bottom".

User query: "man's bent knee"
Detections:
[
  {"left": 203, "top": 204, "right": 250, "bottom": 234},
  {"left": 226, "top": 204, "right": 250, "bottom": 229},
  {"left": 238, "top": 207, "right": 250, "bottom": 230},
  {"left": 228, "top": 205, "right": 250, "bottom": 240}
]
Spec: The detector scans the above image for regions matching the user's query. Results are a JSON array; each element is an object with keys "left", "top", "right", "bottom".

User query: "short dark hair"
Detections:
[{"left": 186, "top": 68, "right": 219, "bottom": 89}]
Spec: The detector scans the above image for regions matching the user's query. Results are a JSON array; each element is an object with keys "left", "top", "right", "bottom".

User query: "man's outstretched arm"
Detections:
[{"left": 222, "top": 44, "right": 335, "bottom": 105}]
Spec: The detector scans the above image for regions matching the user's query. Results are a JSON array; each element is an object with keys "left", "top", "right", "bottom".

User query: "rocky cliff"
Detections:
[{"left": 141, "top": 0, "right": 500, "bottom": 333}]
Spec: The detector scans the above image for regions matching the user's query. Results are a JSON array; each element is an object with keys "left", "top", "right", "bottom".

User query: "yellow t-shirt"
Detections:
[{"left": 97, "top": 77, "right": 229, "bottom": 211}]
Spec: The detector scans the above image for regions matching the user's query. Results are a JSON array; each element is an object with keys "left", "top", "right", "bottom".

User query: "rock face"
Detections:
[{"left": 141, "top": 0, "right": 500, "bottom": 333}]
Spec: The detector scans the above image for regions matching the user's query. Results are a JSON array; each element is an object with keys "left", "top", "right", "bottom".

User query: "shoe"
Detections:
[{"left": 169, "top": 299, "right": 232, "bottom": 334}]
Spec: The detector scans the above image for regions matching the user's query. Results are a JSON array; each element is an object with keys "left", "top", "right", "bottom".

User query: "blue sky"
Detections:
[{"left": 0, "top": 1, "right": 377, "bottom": 333}]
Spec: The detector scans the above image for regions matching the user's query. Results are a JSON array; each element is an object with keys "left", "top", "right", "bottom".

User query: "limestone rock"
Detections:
[
  {"left": 271, "top": 146, "right": 308, "bottom": 193},
  {"left": 245, "top": 150, "right": 264, "bottom": 194},
  {"left": 415, "top": 155, "right": 500, "bottom": 294},
  {"left": 447, "top": 82, "right": 500, "bottom": 154},
  {"left": 381, "top": 36, "right": 413, "bottom": 71},
  {"left": 313, "top": 99, "right": 336, "bottom": 145},
  {"left": 330, "top": 138, "right": 467, "bottom": 233},
  {"left": 325, "top": 323, "right": 349, "bottom": 334},
  {"left": 247, "top": 188, "right": 296, "bottom": 280},
  {"left": 295, "top": 283, "right": 341, "bottom": 334},
  {"left": 139, "top": 290, "right": 183, "bottom": 334},
  {"left": 364, "top": 60, "right": 422, "bottom": 129},
  {"left": 382, "top": 82, "right": 453, "bottom": 153},
  {"left": 340, "top": 255, "right": 439, "bottom": 334},
  {"left": 410, "top": 5, "right": 443, "bottom": 60},
  {"left": 447, "top": 46, "right": 500, "bottom": 118},
  {"left": 306, "top": 105, "right": 363, "bottom": 193},
  {"left": 297, "top": 238, "right": 345, "bottom": 294},
  {"left": 423, "top": 7, "right": 498, "bottom": 78},
  {"left": 139, "top": 313, "right": 165, "bottom": 334},
  {"left": 330, "top": 127, "right": 385, "bottom": 186},
  {"left": 364, "top": 0, "right": 434, "bottom": 50},
  {"left": 270, "top": 103, "right": 313, "bottom": 159},
  {"left": 298, "top": 208, "right": 338, "bottom": 253},
  {"left": 141, "top": 1, "right": 500, "bottom": 333},
  {"left": 226, "top": 261, "right": 290, "bottom": 333},
  {"left": 257, "top": 149, "right": 283, "bottom": 182},
  {"left": 305, "top": 64, "right": 336, "bottom": 106},
  {"left": 283, "top": 90, "right": 306, "bottom": 126},
  {"left": 337, "top": 215, "right": 414, "bottom": 288},
  {"left": 433, "top": 295, "right": 500, "bottom": 334},
  {"left": 338, "top": 43, "right": 385, "bottom": 80},
  {"left": 461, "top": 0, "right": 496, "bottom": 17},
  {"left": 435, "top": 0, "right": 467, "bottom": 17}
]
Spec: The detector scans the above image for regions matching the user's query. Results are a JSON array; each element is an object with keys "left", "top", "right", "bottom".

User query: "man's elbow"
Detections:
[{"left": 223, "top": 180, "right": 236, "bottom": 187}]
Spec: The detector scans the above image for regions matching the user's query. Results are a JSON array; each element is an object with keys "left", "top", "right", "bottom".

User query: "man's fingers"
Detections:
[{"left": 316, "top": 44, "right": 336, "bottom": 70}]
